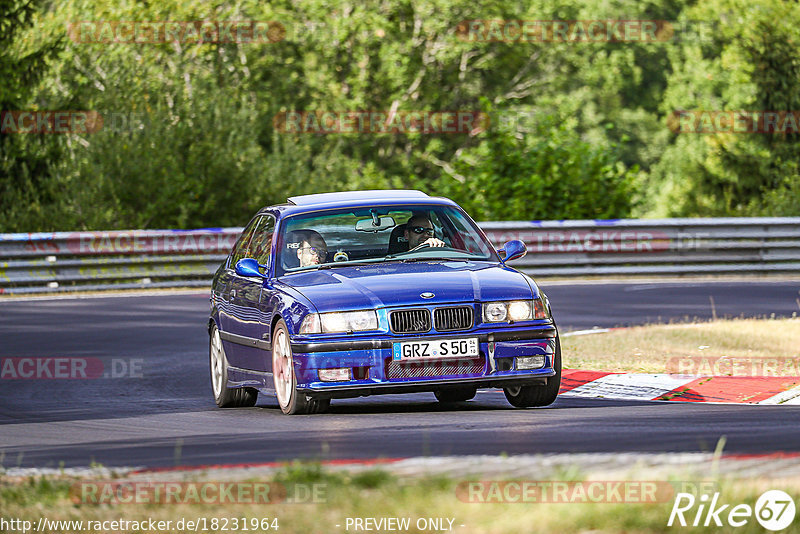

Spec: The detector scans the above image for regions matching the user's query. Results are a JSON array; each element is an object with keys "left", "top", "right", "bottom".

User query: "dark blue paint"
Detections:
[
  {"left": 210, "top": 192, "right": 559, "bottom": 399},
  {"left": 499, "top": 239, "right": 527, "bottom": 263},
  {"left": 234, "top": 258, "right": 265, "bottom": 278}
]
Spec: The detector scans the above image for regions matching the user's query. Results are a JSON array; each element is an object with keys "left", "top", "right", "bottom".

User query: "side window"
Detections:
[
  {"left": 230, "top": 216, "right": 262, "bottom": 267},
  {"left": 448, "top": 210, "right": 485, "bottom": 253},
  {"left": 248, "top": 215, "right": 275, "bottom": 269}
]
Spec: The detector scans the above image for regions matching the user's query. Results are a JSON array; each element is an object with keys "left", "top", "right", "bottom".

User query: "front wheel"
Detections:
[
  {"left": 503, "top": 337, "right": 562, "bottom": 408},
  {"left": 209, "top": 324, "right": 258, "bottom": 408},
  {"left": 272, "top": 319, "right": 330, "bottom": 415}
]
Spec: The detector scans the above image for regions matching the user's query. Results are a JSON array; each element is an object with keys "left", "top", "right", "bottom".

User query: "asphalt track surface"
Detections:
[{"left": 1, "top": 280, "right": 799, "bottom": 469}]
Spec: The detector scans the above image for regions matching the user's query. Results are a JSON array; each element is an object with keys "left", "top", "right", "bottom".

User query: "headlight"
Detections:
[
  {"left": 508, "top": 300, "right": 532, "bottom": 321},
  {"left": 299, "top": 310, "right": 378, "bottom": 334},
  {"left": 483, "top": 299, "right": 549, "bottom": 323},
  {"left": 483, "top": 302, "right": 508, "bottom": 322}
]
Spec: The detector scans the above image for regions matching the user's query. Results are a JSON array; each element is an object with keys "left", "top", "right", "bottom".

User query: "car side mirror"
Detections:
[
  {"left": 499, "top": 239, "right": 526, "bottom": 264},
  {"left": 235, "top": 258, "right": 267, "bottom": 278}
]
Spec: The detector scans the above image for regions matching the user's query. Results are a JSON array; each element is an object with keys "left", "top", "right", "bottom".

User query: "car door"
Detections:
[
  {"left": 235, "top": 214, "right": 276, "bottom": 372},
  {"left": 218, "top": 215, "right": 260, "bottom": 364},
  {"left": 220, "top": 215, "right": 269, "bottom": 369}
]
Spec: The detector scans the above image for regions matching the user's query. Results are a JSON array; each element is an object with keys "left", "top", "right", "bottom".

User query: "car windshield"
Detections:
[{"left": 275, "top": 204, "right": 497, "bottom": 276}]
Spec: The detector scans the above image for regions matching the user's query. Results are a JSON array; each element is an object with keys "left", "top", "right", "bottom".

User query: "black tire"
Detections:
[
  {"left": 503, "top": 337, "right": 562, "bottom": 408},
  {"left": 307, "top": 398, "right": 331, "bottom": 414},
  {"left": 209, "top": 323, "right": 258, "bottom": 408},
  {"left": 434, "top": 386, "right": 478, "bottom": 403},
  {"left": 233, "top": 387, "right": 258, "bottom": 407},
  {"left": 272, "top": 319, "right": 331, "bottom": 415}
]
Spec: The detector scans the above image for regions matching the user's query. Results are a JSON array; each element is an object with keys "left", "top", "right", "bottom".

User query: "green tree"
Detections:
[
  {"left": 447, "top": 105, "right": 638, "bottom": 220},
  {"left": 644, "top": 0, "right": 800, "bottom": 216},
  {"left": 0, "top": 0, "right": 65, "bottom": 231}
]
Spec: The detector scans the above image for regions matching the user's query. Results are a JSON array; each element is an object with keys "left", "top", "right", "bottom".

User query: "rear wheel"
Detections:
[
  {"left": 434, "top": 386, "right": 477, "bottom": 403},
  {"left": 272, "top": 319, "right": 330, "bottom": 415},
  {"left": 209, "top": 324, "right": 258, "bottom": 408},
  {"left": 503, "top": 337, "right": 562, "bottom": 408}
]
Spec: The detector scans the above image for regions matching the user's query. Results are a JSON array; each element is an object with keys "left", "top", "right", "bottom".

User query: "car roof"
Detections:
[
  {"left": 259, "top": 190, "right": 458, "bottom": 218},
  {"left": 287, "top": 190, "right": 429, "bottom": 206}
]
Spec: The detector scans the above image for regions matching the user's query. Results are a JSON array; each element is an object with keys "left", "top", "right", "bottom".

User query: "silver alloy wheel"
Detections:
[
  {"left": 210, "top": 327, "right": 224, "bottom": 398},
  {"left": 505, "top": 386, "right": 521, "bottom": 396},
  {"left": 273, "top": 328, "right": 293, "bottom": 410}
]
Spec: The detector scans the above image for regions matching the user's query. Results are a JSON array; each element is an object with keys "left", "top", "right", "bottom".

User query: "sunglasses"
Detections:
[{"left": 409, "top": 226, "right": 435, "bottom": 237}]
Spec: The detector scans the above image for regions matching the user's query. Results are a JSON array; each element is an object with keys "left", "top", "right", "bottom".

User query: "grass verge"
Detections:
[
  {"left": 562, "top": 318, "right": 800, "bottom": 373},
  {"left": 2, "top": 462, "right": 800, "bottom": 533}
]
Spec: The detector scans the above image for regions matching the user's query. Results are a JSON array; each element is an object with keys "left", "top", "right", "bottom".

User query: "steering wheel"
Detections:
[{"left": 407, "top": 242, "right": 433, "bottom": 252}]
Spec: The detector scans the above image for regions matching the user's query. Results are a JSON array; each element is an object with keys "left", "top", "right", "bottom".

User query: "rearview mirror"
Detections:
[
  {"left": 235, "top": 258, "right": 267, "bottom": 278},
  {"left": 355, "top": 216, "right": 396, "bottom": 232},
  {"left": 499, "top": 240, "right": 526, "bottom": 264}
]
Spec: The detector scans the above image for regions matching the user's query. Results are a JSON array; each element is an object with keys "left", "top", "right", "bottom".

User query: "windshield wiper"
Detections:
[
  {"left": 384, "top": 254, "right": 476, "bottom": 263},
  {"left": 317, "top": 260, "right": 380, "bottom": 269},
  {"left": 400, "top": 257, "right": 444, "bottom": 263},
  {"left": 380, "top": 256, "right": 444, "bottom": 263}
]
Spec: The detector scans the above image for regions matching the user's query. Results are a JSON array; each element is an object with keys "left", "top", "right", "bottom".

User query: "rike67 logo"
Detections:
[{"left": 668, "top": 490, "right": 796, "bottom": 531}]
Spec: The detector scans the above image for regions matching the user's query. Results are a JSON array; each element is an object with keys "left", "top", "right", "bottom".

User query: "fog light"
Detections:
[
  {"left": 318, "top": 368, "right": 351, "bottom": 382},
  {"left": 517, "top": 356, "right": 545, "bottom": 370}
]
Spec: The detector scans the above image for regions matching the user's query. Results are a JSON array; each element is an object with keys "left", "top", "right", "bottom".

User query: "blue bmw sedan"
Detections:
[{"left": 209, "top": 190, "right": 560, "bottom": 414}]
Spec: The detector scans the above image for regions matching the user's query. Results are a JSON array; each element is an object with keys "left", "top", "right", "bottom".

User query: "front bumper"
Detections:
[
  {"left": 290, "top": 323, "right": 558, "bottom": 398},
  {"left": 291, "top": 326, "right": 556, "bottom": 352}
]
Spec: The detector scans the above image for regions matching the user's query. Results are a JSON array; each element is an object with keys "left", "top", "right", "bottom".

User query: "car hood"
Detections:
[{"left": 279, "top": 261, "right": 537, "bottom": 312}]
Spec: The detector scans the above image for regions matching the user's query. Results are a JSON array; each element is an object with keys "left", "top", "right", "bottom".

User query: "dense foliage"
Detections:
[{"left": 1, "top": 0, "right": 798, "bottom": 231}]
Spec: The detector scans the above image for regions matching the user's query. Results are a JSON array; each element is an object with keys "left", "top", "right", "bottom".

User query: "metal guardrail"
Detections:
[
  {"left": 480, "top": 217, "right": 800, "bottom": 276},
  {"left": 0, "top": 229, "right": 239, "bottom": 294},
  {"left": 1, "top": 218, "right": 799, "bottom": 294}
]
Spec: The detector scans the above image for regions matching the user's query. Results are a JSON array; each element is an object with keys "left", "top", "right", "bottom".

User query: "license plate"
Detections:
[{"left": 392, "top": 338, "right": 479, "bottom": 361}]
